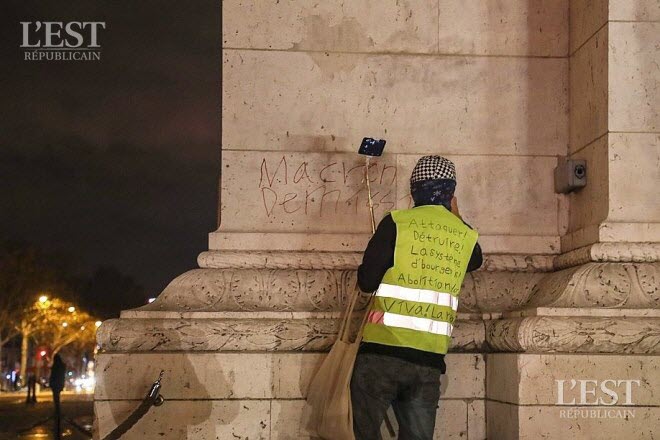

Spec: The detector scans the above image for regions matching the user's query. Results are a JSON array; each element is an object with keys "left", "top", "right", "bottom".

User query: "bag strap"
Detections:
[
  {"left": 337, "top": 277, "right": 361, "bottom": 342},
  {"left": 353, "top": 291, "right": 376, "bottom": 343}
]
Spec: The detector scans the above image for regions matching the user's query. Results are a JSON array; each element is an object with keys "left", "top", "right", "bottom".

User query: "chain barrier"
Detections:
[{"left": 98, "top": 370, "right": 165, "bottom": 440}]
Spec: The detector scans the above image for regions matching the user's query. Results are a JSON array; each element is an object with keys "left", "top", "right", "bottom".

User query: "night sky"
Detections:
[{"left": 0, "top": 2, "right": 221, "bottom": 305}]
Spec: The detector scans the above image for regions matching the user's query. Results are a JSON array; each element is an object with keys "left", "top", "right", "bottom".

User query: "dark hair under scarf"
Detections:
[{"left": 410, "top": 179, "right": 456, "bottom": 210}]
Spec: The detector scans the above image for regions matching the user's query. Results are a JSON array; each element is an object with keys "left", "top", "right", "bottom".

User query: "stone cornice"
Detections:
[
  {"left": 198, "top": 243, "right": 660, "bottom": 273},
  {"left": 554, "top": 242, "right": 660, "bottom": 269},
  {"left": 525, "top": 262, "right": 659, "bottom": 309},
  {"left": 486, "top": 316, "right": 660, "bottom": 354},
  {"left": 136, "top": 260, "right": 658, "bottom": 316},
  {"left": 198, "top": 251, "right": 362, "bottom": 270},
  {"left": 107, "top": 250, "right": 659, "bottom": 356},
  {"left": 97, "top": 317, "right": 486, "bottom": 353},
  {"left": 135, "top": 268, "right": 541, "bottom": 314},
  {"left": 198, "top": 250, "right": 555, "bottom": 272}
]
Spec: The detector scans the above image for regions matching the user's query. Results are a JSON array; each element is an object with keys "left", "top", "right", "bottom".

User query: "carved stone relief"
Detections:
[
  {"left": 98, "top": 316, "right": 485, "bottom": 353},
  {"left": 137, "top": 267, "right": 542, "bottom": 314},
  {"left": 486, "top": 316, "right": 660, "bottom": 354},
  {"left": 554, "top": 242, "right": 660, "bottom": 269},
  {"left": 105, "top": 246, "right": 659, "bottom": 356},
  {"left": 525, "top": 262, "right": 659, "bottom": 309}
]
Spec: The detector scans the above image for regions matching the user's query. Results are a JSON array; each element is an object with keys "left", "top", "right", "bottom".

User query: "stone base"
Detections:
[
  {"left": 486, "top": 353, "right": 660, "bottom": 440},
  {"left": 93, "top": 352, "right": 486, "bottom": 439}
]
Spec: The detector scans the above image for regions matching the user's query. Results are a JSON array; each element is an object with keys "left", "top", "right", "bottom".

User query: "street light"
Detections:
[
  {"left": 39, "top": 295, "right": 48, "bottom": 304},
  {"left": 95, "top": 321, "right": 102, "bottom": 328},
  {"left": 62, "top": 322, "right": 68, "bottom": 328},
  {"left": 68, "top": 306, "right": 76, "bottom": 313}
]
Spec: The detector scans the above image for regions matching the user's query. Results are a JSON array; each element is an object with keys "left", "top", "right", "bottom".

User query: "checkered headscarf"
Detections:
[
  {"left": 410, "top": 156, "right": 456, "bottom": 209},
  {"left": 410, "top": 155, "right": 456, "bottom": 183}
]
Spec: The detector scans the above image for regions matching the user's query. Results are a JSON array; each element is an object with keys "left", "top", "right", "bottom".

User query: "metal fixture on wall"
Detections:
[{"left": 554, "top": 157, "right": 587, "bottom": 193}]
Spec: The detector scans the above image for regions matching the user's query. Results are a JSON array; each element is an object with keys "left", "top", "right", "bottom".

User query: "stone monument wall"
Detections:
[
  {"left": 564, "top": 0, "right": 660, "bottom": 251},
  {"left": 217, "top": 0, "right": 569, "bottom": 256},
  {"left": 94, "top": 2, "right": 659, "bottom": 439}
]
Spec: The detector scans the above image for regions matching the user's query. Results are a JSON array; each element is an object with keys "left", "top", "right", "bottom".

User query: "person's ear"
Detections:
[{"left": 450, "top": 196, "right": 460, "bottom": 216}]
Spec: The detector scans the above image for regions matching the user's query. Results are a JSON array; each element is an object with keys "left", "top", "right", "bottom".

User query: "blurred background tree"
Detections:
[
  {"left": 30, "top": 297, "right": 98, "bottom": 355},
  {"left": 16, "top": 297, "right": 98, "bottom": 384},
  {"left": 0, "top": 241, "right": 139, "bottom": 385},
  {"left": 0, "top": 241, "right": 77, "bottom": 382}
]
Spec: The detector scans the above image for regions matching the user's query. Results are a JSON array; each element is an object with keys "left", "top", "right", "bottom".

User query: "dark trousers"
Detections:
[
  {"left": 25, "top": 377, "right": 37, "bottom": 404},
  {"left": 351, "top": 352, "right": 442, "bottom": 440},
  {"left": 53, "top": 390, "right": 62, "bottom": 440}
]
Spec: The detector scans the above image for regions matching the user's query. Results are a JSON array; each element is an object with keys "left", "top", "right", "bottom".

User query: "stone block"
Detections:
[
  {"left": 569, "top": 0, "right": 608, "bottom": 55},
  {"left": 560, "top": 223, "right": 601, "bottom": 255},
  {"left": 609, "top": 22, "right": 660, "bottom": 133},
  {"left": 95, "top": 353, "right": 275, "bottom": 400},
  {"left": 210, "top": 230, "right": 560, "bottom": 254},
  {"left": 442, "top": 353, "right": 486, "bottom": 399},
  {"left": 564, "top": 134, "right": 609, "bottom": 249},
  {"left": 438, "top": 0, "right": 568, "bottom": 56},
  {"left": 94, "top": 399, "right": 270, "bottom": 440},
  {"left": 219, "top": 150, "right": 563, "bottom": 251},
  {"left": 486, "top": 353, "right": 520, "bottom": 404},
  {"left": 222, "top": 50, "right": 567, "bottom": 156},
  {"left": 209, "top": 231, "right": 370, "bottom": 252},
  {"left": 434, "top": 399, "right": 468, "bottom": 439},
  {"left": 569, "top": 25, "right": 608, "bottom": 153},
  {"left": 220, "top": 150, "right": 398, "bottom": 234},
  {"left": 607, "top": 133, "right": 660, "bottom": 225},
  {"left": 599, "top": 222, "right": 660, "bottom": 244},
  {"left": 477, "top": 235, "right": 560, "bottom": 255},
  {"left": 486, "top": 400, "right": 519, "bottom": 439},
  {"left": 270, "top": 399, "right": 314, "bottom": 440},
  {"left": 222, "top": 0, "right": 438, "bottom": 54},
  {"left": 272, "top": 353, "right": 324, "bottom": 399},
  {"left": 488, "top": 401, "right": 660, "bottom": 440},
  {"left": 467, "top": 399, "right": 487, "bottom": 440},
  {"left": 609, "top": 0, "right": 660, "bottom": 21},
  {"left": 396, "top": 154, "right": 561, "bottom": 238},
  {"left": 487, "top": 353, "right": 660, "bottom": 406},
  {"left": 222, "top": 151, "right": 558, "bottom": 237}
]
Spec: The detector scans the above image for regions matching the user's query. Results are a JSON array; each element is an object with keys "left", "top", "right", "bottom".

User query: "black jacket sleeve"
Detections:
[
  {"left": 466, "top": 241, "right": 483, "bottom": 272},
  {"left": 357, "top": 214, "right": 396, "bottom": 293},
  {"left": 462, "top": 221, "right": 483, "bottom": 272}
]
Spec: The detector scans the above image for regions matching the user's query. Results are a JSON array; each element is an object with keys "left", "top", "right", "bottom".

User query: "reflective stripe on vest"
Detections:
[
  {"left": 375, "top": 283, "right": 459, "bottom": 312},
  {"left": 367, "top": 309, "right": 454, "bottom": 336},
  {"left": 361, "top": 205, "right": 479, "bottom": 355}
]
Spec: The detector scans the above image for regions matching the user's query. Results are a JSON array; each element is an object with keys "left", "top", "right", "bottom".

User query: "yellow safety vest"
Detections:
[{"left": 361, "top": 205, "right": 478, "bottom": 355}]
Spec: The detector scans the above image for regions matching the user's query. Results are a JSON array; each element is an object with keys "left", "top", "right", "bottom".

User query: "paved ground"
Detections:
[{"left": 0, "top": 391, "right": 93, "bottom": 440}]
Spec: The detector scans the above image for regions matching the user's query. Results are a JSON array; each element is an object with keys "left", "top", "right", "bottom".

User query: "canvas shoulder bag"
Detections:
[{"left": 306, "top": 280, "right": 373, "bottom": 440}]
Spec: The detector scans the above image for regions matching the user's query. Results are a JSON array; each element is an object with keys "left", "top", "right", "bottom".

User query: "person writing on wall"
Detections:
[{"left": 351, "top": 155, "right": 483, "bottom": 439}]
